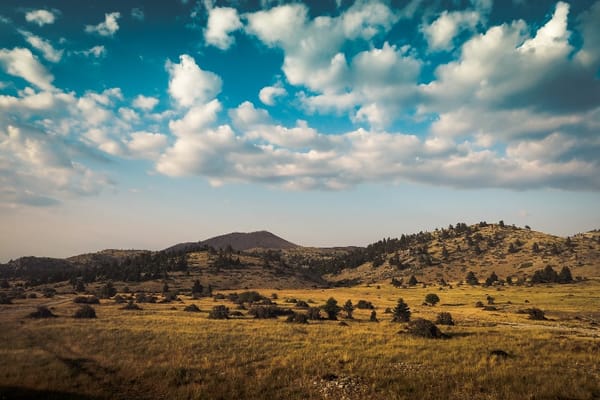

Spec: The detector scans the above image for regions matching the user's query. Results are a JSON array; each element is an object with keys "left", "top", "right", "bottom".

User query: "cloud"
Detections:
[
  {"left": 229, "top": 101, "right": 270, "bottom": 129},
  {"left": 421, "top": 10, "right": 481, "bottom": 51},
  {"left": 81, "top": 45, "right": 107, "bottom": 58},
  {"left": 204, "top": 7, "right": 242, "bottom": 50},
  {"left": 169, "top": 99, "right": 222, "bottom": 136},
  {"left": 132, "top": 95, "right": 159, "bottom": 111},
  {"left": 131, "top": 8, "right": 144, "bottom": 21},
  {"left": 18, "top": 30, "right": 63, "bottom": 63},
  {"left": 85, "top": 12, "right": 121, "bottom": 37},
  {"left": 0, "top": 47, "right": 54, "bottom": 90},
  {"left": 258, "top": 85, "right": 286, "bottom": 106},
  {"left": 25, "top": 9, "right": 56, "bottom": 26},
  {"left": 165, "top": 54, "right": 222, "bottom": 108},
  {"left": 127, "top": 132, "right": 168, "bottom": 159}
]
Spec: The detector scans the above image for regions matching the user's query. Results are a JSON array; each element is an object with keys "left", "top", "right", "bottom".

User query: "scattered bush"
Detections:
[
  {"left": 406, "top": 318, "right": 446, "bottom": 339},
  {"left": 28, "top": 306, "right": 57, "bottom": 318},
  {"left": 135, "top": 293, "right": 157, "bottom": 303},
  {"left": 73, "top": 295, "right": 100, "bottom": 304},
  {"left": 475, "top": 301, "right": 485, "bottom": 308},
  {"left": 408, "top": 275, "right": 418, "bottom": 286},
  {"left": 356, "top": 300, "right": 374, "bottom": 309},
  {"left": 527, "top": 307, "right": 546, "bottom": 320},
  {"left": 28, "top": 293, "right": 37, "bottom": 299},
  {"left": 465, "top": 271, "right": 479, "bottom": 285},
  {"left": 248, "top": 305, "right": 292, "bottom": 319},
  {"left": 295, "top": 300, "right": 309, "bottom": 308},
  {"left": 307, "top": 307, "right": 322, "bottom": 320},
  {"left": 121, "top": 300, "right": 142, "bottom": 310},
  {"left": 436, "top": 312, "right": 454, "bottom": 325},
  {"left": 424, "top": 293, "right": 440, "bottom": 306},
  {"left": 73, "top": 305, "right": 97, "bottom": 319},
  {"left": 183, "top": 304, "right": 200, "bottom": 312},
  {"left": 113, "top": 295, "right": 126, "bottom": 304},
  {"left": 208, "top": 305, "right": 229, "bottom": 319},
  {"left": 384, "top": 307, "right": 392, "bottom": 314},
  {"left": 286, "top": 312, "right": 309, "bottom": 324}
]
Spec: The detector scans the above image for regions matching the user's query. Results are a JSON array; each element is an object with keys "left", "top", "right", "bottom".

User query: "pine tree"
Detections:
[
  {"left": 322, "top": 297, "right": 342, "bottom": 320},
  {"left": 465, "top": 271, "right": 479, "bottom": 285},
  {"left": 392, "top": 298, "right": 411, "bottom": 322},
  {"left": 342, "top": 300, "right": 354, "bottom": 319}
]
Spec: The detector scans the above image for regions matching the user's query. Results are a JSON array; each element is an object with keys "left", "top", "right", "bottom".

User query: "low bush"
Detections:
[
  {"left": 73, "top": 295, "right": 100, "bottom": 304},
  {"left": 286, "top": 312, "right": 309, "bottom": 324},
  {"left": 183, "top": 304, "right": 200, "bottom": 312},
  {"left": 73, "top": 305, "right": 97, "bottom": 319},
  {"left": 208, "top": 305, "right": 229, "bottom": 319},
  {"left": 356, "top": 300, "right": 374, "bottom": 309},
  {"left": 527, "top": 307, "right": 546, "bottom": 320},
  {"left": 28, "top": 306, "right": 57, "bottom": 318},
  {"left": 435, "top": 312, "right": 454, "bottom": 325},
  {"left": 406, "top": 318, "right": 446, "bottom": 339},
  {"left": 248, "top": 305, "right": 292, "bottom": 319},
  {"left": 121, "top": 300, "right": 142, "bottom": 310}
]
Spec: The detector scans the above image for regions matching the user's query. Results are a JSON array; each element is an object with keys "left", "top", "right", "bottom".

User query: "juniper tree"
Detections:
[
  {"left": 322, "top": 297, "right": 341, "bottom": 320},
  {"left": 392, "top": 298, "right": 411, "bottom": 322},
  {"left": 342, "top": 300, "right": 354, "bottom": 319}
]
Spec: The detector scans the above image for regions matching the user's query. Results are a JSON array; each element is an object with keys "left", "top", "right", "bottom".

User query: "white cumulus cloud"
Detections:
[
  {"left": 25, "top": 9, "right": 56, "bottom": 26},
  {"left": 204, "top": 7, "right": 243, "bottom": 50},
  {"left": 85, "top": 12, "right": 121, "bottom": 37},
  {"left": 165, "top": 54, "right": 222, "bottom": 108}
]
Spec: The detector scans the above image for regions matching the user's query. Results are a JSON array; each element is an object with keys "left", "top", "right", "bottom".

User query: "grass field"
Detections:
[{"left": 1, "top": 279, "right": 599, "bottom": 399}]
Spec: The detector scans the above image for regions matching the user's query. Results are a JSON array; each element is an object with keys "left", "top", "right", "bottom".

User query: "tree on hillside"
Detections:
[
  {"left": 465, "top": 271, "right": 479, "bottom": 285},
  {"left": 408, "top": 275, "right": 418, "bottom": 286},
  {"left": 322, "top": 297, "right": 342, "bottom": 320},
  {"left": 558, "top": 266, "right": 573, "bottom": 283},
  {"left": 343, "top": 300, "right": 355, "bottom": 319},
  {"left": 392, "top": 298, "right": 411, "bottom": 322},
  {"left": 191, "top": 279, "right": 203, "bottom": 296},
  {"left": 424, "top": 293, "right": 440, "bottom": 306},
  {"left": 485, "top": 272, "right": 499, "bottom": 286}
]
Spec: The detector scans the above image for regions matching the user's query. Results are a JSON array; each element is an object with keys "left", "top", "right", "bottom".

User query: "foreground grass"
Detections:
[{"left": 1, "top": 280, "right": 599, "bottom": 399}]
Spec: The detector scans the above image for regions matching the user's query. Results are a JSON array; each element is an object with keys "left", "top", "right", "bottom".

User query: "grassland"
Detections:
[{"left": 1, "top": 279, "right": 599, "bottom": 399}]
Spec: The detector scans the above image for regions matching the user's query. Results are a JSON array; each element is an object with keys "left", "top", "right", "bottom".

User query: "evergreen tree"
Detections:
[
  {"left": 342, "top": 300, "right": 354, "bottom": 319},
  {"left": 392, "top": 298, "right": 411, "bottom": 322},
  {"left": 558, "top": 266, "right": 573, "bottom": 283},
  {"left": 485, "top": 271, "right": 499, "bottom": 286},
  {"left": 465, "top": 271, "right": 479, "bottom": 285},
  {"left": 322, "top": 297, "right": 342, "bottom": 320},
  {"left": 191, "top": 279, "right": 203, "bottom": 295},
  {"left": 408, "top": 275, "right": 418, "bottom": 286},
  {"left": 370, "top": 310, "right": 378, "bottom": 322}
]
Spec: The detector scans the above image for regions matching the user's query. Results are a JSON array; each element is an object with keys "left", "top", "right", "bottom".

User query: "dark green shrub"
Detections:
[
  {"left": 42, "top": 287, "right": 56, "bottom": 298},
  {"left": 121, "top": 300, "right": 142, "bottom": 310},
  {"left": 406, "top": 318, "right": 446, "bottom": 338},
  {"left": 424, "top": 293, "right": 440, "bottom": 306},
  {"left": 248, "top": 305, "right": 291, "bottom": 319},
  {"left": 286, "top": 312, "right": 309, "bottom": 324},
  {"left": 28, "top": 306, "right": 57, "bottom": 318},
  {"left": 356, "top": 300, "right": 374, "bottom": 309},
  {"left": 208, "top": 305, "right": 229, "bottom": 319},
  {"left": 307, "top": 307, "right": 322, "bottom": 320},
  {"left": 73, "top": 295, "right": 99, "bottom": 304},
  {"left": 73, "top": 305, "right": 96, "bottom": 319},
  {"left": 342, "top": 300, "right": 354, "bottom": 319},
  {"left": 183, "top": 304, "right": 200, "bottom": 312},
  {"left": 295, "top": 300, "right": 309, "bottom": 308},
  {"left": 527, "top": 307, "right": 546, "bottom": 320},
  {"left": 436, "top": 312, "right": 454, "bottom": 325},
  {"left": 0, "top": 293, "right": 12, "bottom": 304}
]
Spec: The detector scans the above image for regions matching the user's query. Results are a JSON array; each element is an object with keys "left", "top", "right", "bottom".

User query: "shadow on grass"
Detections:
[{"left": 0, "top": 386, "right": 100, "bottom": 400}]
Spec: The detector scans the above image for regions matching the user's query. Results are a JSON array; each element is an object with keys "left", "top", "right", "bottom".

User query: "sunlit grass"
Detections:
[{"left": 0, "top": 279, "right": 599, "bottom": 399}]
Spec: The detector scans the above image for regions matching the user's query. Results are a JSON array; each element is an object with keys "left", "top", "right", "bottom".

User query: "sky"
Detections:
[{"left": 1, "top": 0, "right": 599, "bottom": 261}]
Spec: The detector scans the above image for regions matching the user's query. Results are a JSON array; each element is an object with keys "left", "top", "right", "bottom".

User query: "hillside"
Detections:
[
  {"left": 164, "top": 230, "right": 298, "bottom": 253},
  {"left": 321, "top": 223, "right": 600, "bottom": 284}
]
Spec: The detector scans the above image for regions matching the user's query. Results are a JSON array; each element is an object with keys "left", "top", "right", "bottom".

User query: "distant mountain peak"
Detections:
[{"left": 163, "top": 230, "right": 298, "bottom": 253}]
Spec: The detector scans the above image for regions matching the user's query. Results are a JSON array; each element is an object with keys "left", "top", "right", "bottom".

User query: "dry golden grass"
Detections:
[{"left": 0, "top": 279, "right": 599, "bottom": 399}]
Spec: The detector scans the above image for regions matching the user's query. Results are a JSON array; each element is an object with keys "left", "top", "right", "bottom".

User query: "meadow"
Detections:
[{"left": 0, "top": 279, "right": 599, "bottom": 399}]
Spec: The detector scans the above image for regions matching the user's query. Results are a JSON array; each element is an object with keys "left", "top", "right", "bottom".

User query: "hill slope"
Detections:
[{"left": 321, "top": 223, "right": 600, "bottom": 284}]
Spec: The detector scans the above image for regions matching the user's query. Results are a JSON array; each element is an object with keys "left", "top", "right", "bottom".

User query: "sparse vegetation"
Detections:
[
  {"left": 208, "top": 305, "right": 229, "bottom": 319},
  {"left": 28, "top": 306, "right": 56, "bottom": 318},
  {"left": 405, "top": 318, "right": 446, "bottom": 339},
  {"left": 435, "top": 312, "right": 454, "bottom": 326},
  {"left": 322, "top": 297, "right": 342, "bottom": 320}
]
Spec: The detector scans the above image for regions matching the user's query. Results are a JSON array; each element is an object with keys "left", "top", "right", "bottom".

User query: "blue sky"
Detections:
[{"left": 1, "top": 0, "right": 599, "bottom": 261}]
